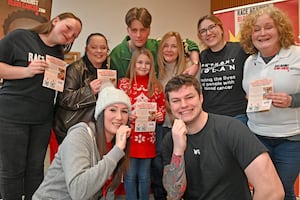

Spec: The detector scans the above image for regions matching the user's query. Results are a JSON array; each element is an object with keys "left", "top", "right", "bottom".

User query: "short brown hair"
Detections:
[
  {"left": 125, "top": 7, "right": 152, "bottom": 28},
  {"left": 165, "top": 74, "right": 202, "bottom": 102}
]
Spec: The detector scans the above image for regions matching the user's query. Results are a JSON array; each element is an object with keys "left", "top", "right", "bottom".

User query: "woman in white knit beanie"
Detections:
[{"left": 33, "top": 82, "right": 132, "bottom": 200}]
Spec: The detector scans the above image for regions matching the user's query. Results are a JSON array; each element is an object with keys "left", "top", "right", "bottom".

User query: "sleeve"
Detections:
[
  {"left": 224, "top": 118, "right": 268, "bottom": 169},
  {"left": 0, "top": 30, "right": 17, "bottom": 63},
  {"left": 183, "top": 38, "right": 200, "bottom": 54},
  {"left": 110, "top": 44, "right": 131, "bottom": 80},
  {"left": 290, "top": 93, "right": 300, "bottom": 108},
  {"left": 162, "top": 131, "right": 174, "bottom": 166},
  {"left": 117, "top": 78, "right": 130, "bottom": 94},
  {"left": 56, "top": 62, "right": 96, "bottom": 110},
  {"left": 61, "top": 123, "right": 125, "bottom": 199},
  {"left": 156, "top": 89, "right": 166, "bottom": 124}
]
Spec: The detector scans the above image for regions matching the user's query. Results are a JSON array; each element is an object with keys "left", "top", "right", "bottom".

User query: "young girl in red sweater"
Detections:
[{"left": 118, "top": 48, "right": 166, "bottom": 200}]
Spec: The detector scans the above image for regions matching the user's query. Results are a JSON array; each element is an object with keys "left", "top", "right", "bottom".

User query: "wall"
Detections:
[
  {"left": 211, "top": 0, "right": 272, "bottom": 12},
  {"left": 51, "top": 0, "right": 210, "bottom": 54}
]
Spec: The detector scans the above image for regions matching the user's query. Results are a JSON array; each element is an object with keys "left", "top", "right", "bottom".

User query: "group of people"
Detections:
[{"left": 0, "top": 5, "right": 299, "bottom": 200}]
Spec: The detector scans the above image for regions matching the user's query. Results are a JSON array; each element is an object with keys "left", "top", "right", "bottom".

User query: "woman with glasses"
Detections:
[{"left": 197, "top": 15, "right": 249, "bottom": 124}]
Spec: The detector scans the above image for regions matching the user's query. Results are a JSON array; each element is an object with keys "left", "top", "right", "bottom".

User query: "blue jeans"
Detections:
[
  {"left": 151, "top": 125, "right": 168, "bottom": 200},
  {"left": 256, "top": 135, "right": 300, "bottom": 200},
  {"left": 234, "top": 113, "right": 248, "bottom": 126},
  {"left": 0, "top": 119, "right": 51, "bottom": 200},
  {"left": 125, "top": 158, "right": 152, "bottom": 200}
]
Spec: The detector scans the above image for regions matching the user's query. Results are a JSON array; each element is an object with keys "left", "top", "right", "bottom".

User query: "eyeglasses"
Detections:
[{"left": 199, "top": 24, "right": 217, "bottom": 36}]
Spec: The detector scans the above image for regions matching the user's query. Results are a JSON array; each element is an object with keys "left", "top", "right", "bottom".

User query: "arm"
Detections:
[
  {"left": 62, "top": 123, "right": 128, "bottom": 199},
  {"left": 290, "top": 93, "right": 300, "bottom": 107},
  {"left": 163, "top": 119, "right": 188, "bottom": 200},
  {"left": 182, "top": 39, "right": 200, "bottom": 76},
  {"left": 163, "top": 154, "right": 186, "bottom": 200},
  {"left": 245, "top": 152, "right": 284, "bottom": 200},
  {"left": 0, "top": 60, "right": 47, "bottom": 80},
  {"left": 57, "top": 62, "right": 96, "bottom": 110},
  {"left": 265, "top": 92, "right": 300, "bottom": 108}
]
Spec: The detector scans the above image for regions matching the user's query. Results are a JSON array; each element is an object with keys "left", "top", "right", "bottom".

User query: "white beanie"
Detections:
[{"left": 94, "top": 82, "right": 131, "bottom": 120}]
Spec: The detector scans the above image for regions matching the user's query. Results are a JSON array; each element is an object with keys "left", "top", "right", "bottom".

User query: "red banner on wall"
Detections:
[
  {"left": 214, "top": 0, "right": 299, "bottom": 43},
  {"left": 0, "top": 0, "right": 52, "bottom": 39}
]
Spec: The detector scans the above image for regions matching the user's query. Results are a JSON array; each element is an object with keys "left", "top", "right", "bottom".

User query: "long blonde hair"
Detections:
[
  {"left": 157, "top": 31, "right": 187, "bottom": 79},
  {"left": 126, "top": 48, "right": 163, "bottom": 97}
]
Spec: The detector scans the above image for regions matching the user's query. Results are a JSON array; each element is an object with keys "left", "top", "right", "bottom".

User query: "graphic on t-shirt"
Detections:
[{"left": 200, "top": 58, "right": 237, "bottom": 91}]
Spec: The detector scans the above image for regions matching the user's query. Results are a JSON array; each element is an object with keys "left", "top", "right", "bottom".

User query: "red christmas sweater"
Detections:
[{"left": 118, "top": 75, "right": 166, "bottom": 158}]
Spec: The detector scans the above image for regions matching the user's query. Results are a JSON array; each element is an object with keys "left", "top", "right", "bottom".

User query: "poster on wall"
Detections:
[
  {"left": 0, "top": 0, "right": 52, "bottom": 39},
  {"left": 214, "top": 0, "right": 299, "bottom": 43}
]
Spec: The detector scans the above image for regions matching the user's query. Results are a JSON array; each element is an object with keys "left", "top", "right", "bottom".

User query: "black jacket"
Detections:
[{"left": 53, "top": 56, "right": 98, "bottom": 143}]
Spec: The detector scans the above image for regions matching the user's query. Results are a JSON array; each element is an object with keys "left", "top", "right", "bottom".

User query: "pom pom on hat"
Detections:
[{"left": 94, "top": 82, "right": 131, "bottom": 120}]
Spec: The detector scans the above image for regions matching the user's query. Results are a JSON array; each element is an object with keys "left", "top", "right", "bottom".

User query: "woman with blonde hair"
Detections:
[
  {"left": 157, "top": 31, "right": 188, "bottom": 84},
  {"left": 240, "top": 6, "right": 300, "bottom": 200}
]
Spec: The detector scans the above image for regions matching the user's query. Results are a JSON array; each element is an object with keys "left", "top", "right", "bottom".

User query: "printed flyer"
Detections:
[
  {"left": 134, "top": 102, "right": 157, "bottom": 132},
  {"left": 246, "top": 78, "right": 273, "bottom": 112},
  {"left": 42, "top": 55, "right": 66, "bottom": 92},
  {"left": 97, "top": 69, "right": 117, "bottom": 86}
]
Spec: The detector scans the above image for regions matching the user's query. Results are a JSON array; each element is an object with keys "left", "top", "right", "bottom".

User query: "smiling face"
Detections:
[
  {"left": 168, "top": 85, "right": 203, "bottom": 125},
  {"left": 127, "top": 19, "right": 150, "bottom": 48},
  {"left": 162, "top": 36, "right": 179, "bottom": 64},
  {"left": 252, "top": 14, "right": 280, "bottom": 57},
  {"left": 86, "top": 35, "right": 109, "bottom": 68},
  {"left": 198, "top": 19, "right": 224, "bottom": 52},
  {"left": 135, "top": 53, "right": 151, "bottom": 76},
  {"left": 104, "top": 103, "right": 129, "bottom": 139},
  {"left": 52, "top": 17, "right": 82, "bottom": 45}
]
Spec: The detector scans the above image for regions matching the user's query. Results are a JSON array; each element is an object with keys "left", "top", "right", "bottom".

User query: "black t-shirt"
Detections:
[
  {"left": 0, "top": 29, "right": 63, "bottom": 123},
  {"left": 200, "top": 42, "right": 249, "bottom": 116},
  {"left": 162, "top": 114, "right": 268, "bottom": 200}
]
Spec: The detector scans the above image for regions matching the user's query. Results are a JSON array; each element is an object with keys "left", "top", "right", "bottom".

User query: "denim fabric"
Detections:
[
  {"left": 256, "top": 135, "right": 300, "bottom": 200},
  {"left": 125, "top": 158, "right": 152, "bottom": 200},
  {"left": 0, "top": 119, "right": 51, "bottom": 200},
  {"left": 234, "top": 113, "right": 248, "bottom": 126},
  {"left": 151, "top": 125, "right": 169, "bottom": 200}
]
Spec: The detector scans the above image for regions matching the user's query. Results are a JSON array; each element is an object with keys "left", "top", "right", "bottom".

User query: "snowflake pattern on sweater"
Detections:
[{"left": 118, "top": 75, "right": 166, "bottom": 158}]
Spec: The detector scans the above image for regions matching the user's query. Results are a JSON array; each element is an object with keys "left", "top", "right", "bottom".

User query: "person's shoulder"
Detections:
[
  {"left": 209, "top": 113, "right": 232, "bottom": 121},
  {"left": 200, "top": 47, "right": 210, "bottom": 55},
  {"left": 147, "top": 38, "right": 159, "bottom": 43},
  {"left": 146, "top": 38, "right": 159, "bottom": 49},
  {"left": 66, "top": 57, "right": 85, "bottom": 71},
  {"left": 286, "top": 45, "right": 300, "bottom": 54},
  {"left": 67, "top": 122, "right": 90, "bottom": 137},
  {"left": 5, "top": 28, "right": 31, "bottom": 38},
  {"left": 226, "top": 41, "right": 244, "bottom": 50},
  {"left": 110, "top": 36, "right": 130, "bottom": 55},
  {"left": 208, "top": 113, "right": 244, "bottom": 128}
]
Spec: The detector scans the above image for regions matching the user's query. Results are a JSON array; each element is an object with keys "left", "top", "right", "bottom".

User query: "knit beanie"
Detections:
[{"left": 94, "top": 82, "right": 131, "bottom": 120}]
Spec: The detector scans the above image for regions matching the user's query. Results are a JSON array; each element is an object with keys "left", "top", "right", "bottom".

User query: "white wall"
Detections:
[{"left": 51, "top": 0, "right": 210, "bottom": 54}]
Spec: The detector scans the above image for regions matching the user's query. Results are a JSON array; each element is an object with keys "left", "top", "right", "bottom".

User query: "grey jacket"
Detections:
[{"left": 33, "top": 122, "right": 125, "bottom": 200}]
